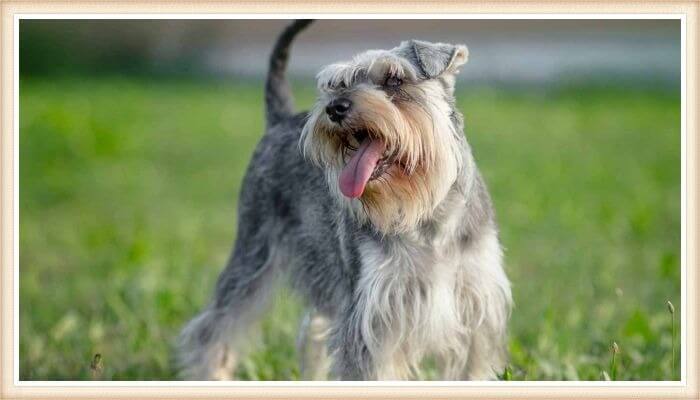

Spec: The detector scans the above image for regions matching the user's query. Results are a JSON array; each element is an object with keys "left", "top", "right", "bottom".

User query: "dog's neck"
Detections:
[
  {"left": 366, "top": 144, "right": 486, "bottom": 245},
  {"left": 418, "top": 163, "right": 478, "bottom": 242}
]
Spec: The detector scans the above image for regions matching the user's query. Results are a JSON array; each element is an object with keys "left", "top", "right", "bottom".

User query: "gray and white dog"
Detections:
[{"left": 178, "top": 20, "right": 512, "bottom": 381}]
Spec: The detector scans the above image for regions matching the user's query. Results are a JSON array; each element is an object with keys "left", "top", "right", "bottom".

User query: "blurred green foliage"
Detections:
[
  {"left": 19, "top": 78, "right": 680, "bottom": 380},
  {"left": 20, "top": 21, "right": 204, "bottom": 77}
]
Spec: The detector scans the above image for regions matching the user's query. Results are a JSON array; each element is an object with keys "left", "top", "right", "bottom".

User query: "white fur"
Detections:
[{"left": 352, "top": 214, "right": 511, "bottom": 380}]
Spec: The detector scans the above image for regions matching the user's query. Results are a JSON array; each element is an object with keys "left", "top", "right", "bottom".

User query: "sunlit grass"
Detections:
[{"left": 19, "top": 78, "right": 680, "bottom": 380}]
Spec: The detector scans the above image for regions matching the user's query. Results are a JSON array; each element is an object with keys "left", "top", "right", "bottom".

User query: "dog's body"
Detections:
[{"left": 178, "top": 20, "right": 512, "bottom": 381}]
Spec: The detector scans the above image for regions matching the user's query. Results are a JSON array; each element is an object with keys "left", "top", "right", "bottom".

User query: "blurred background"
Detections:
[
  {"left": 21, "top": 19, "right": 680, "bottom": 86},
  {"left": 19, "top": 19, "right": 681, "bottom": 381}
]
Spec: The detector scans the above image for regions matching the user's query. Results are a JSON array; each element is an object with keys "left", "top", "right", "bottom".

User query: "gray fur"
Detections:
[
  {"left": 177, "top": 20, "right": 511, "bottom": 381},
  {"left": 398, "top": 40, "right": 468, "bottom": 79},
  {"left": 265, "top": 19, "right": 313, "bottom": 126}
]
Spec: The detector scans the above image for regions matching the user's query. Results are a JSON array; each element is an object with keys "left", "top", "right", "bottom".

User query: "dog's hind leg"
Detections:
[
  {"left": 297, "top": 309, "right": 332, "bottom": 380},
  {"left": 177, "top": 232, "right": 281, "bottom": 380}
]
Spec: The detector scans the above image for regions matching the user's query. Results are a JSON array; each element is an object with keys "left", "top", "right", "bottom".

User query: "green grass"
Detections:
[{"left": 19, "top": 77, "right": 681, "bottom": 381}]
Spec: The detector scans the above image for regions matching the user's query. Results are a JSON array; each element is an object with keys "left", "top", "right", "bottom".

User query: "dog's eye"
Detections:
[{"left": 384, "top": 76, "right": 403, "bottom": 87}]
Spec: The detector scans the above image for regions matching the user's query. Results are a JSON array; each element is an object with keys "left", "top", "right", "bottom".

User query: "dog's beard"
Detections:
[{"left": 301, "top": 82, "right": 464, "bottom": 234}]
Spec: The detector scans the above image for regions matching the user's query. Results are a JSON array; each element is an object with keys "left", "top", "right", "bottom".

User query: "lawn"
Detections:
[{"left": 19, "top": 77, "right": 681, "bottom": 380}]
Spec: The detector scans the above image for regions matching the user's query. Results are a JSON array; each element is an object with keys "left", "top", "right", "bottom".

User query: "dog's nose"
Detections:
[{"left": 325, "top": 98, "right": 352, "bottom": 123}]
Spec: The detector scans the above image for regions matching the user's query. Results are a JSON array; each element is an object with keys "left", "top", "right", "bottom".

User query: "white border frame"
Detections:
[{"left": 12, "top": 12, "right": 688, "bottom": 389}]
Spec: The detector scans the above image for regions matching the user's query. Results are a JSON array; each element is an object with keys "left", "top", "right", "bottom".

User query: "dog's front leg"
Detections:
[
  {"left": 460, "top": 229, "right": 512, "bottom": 380},
  {"left": 327, "top": 304, "right": 377, "bottom": 380}
]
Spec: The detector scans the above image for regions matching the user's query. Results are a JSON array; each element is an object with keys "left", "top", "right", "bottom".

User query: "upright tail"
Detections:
[{"left": 265, "top": 19, "right": 313, "bottom": 127}]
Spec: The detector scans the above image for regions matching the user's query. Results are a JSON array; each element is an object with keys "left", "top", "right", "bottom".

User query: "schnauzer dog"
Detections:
[{"left": 178, "top": 19, "right": 512, "bottom": 381}]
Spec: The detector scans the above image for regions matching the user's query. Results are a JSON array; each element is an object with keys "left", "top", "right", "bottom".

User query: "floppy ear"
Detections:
[{"left": 410, "top": 40, "right": 469, "bottom": 78}]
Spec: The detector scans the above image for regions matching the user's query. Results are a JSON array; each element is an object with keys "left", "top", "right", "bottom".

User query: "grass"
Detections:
[{"left": 19, "top": 77, "right": 681, "bottom": 381}]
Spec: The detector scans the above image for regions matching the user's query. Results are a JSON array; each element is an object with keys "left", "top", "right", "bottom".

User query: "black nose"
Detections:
[{"left": 325, "top": 98, "right": 352, "bottom": 123}]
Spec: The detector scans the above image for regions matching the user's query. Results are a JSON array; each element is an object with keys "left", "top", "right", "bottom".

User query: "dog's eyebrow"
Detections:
[{"left": 364, "top": 58, "right": 405, "bottom": 84}]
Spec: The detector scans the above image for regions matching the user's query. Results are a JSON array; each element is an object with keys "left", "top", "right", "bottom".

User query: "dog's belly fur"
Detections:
[{"left": 213, "top": 114, "right": 511, "bottom": 379}]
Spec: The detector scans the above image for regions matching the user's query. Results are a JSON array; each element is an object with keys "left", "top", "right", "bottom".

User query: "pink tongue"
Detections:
[{"left": 339, "top": 138, "right": 386, "bottom": 198}]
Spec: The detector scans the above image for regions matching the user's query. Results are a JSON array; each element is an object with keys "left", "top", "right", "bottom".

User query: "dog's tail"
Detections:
[{"left": 265, "top": 19, "right": 313, "bottom": 127}]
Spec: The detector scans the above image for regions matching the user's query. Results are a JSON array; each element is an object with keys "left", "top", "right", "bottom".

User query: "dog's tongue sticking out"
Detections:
[{"left": 339, "top": 137, "right": 386, "bottom": 198}]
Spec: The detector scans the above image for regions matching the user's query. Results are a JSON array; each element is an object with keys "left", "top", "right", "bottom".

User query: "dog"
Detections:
[{"left": 177, "top": 19, "right": 512, "bottom": 381}]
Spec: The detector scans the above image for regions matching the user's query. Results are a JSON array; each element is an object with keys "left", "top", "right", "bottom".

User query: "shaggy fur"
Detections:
[{"left": 177, "top": 19, "right": 512, "bottom": 381}]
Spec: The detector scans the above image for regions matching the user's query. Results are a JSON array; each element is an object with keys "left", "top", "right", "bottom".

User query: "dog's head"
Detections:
[{"left": 301, "top": 40, "right": 470, "bottom": 233}]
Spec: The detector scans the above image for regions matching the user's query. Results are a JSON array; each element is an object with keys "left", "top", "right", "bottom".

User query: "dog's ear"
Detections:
[{"left": 409, "top": 40, "right": 469, "bottom": 78}]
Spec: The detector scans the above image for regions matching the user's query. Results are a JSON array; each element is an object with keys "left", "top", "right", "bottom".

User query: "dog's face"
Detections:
[{"left": 301, "top": 40, "right": 470, "bottom": 233}]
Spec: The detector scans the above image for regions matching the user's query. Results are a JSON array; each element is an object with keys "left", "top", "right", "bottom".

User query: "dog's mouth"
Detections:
[{"left": 338, "top": 129, "right": 395, "bottom": 199}]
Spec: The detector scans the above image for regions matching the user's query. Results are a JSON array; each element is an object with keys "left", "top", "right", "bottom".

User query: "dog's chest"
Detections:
[{"left": 355, "top": 231, "right": 472, "bottom": 363}]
